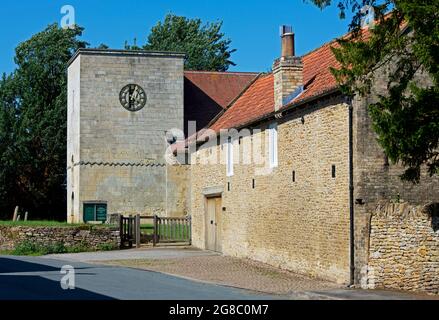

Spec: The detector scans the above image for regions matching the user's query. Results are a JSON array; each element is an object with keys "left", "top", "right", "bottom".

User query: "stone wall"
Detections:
[
  {"left": 0, "top": 225, "right": 120, "bottom": 251},
  {"left": 352, "top": 53, "right": 439, "bottom": 283},
  {"left": 362, "top": 202, "right": 439, "bottom": 295},
  {"left": 166, "top": 164, "right": 191, "bottom": 217},
  {"left": 191, "top": 98, "right": 352, "bottom": 284}
]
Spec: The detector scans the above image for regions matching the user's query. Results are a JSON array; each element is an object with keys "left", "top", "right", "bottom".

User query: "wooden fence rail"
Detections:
[
  {"left": 120, "top": 214, "right": 191, "bottom": 248},
  {"left": 155, "top": 216, "right": 192, "bottom": 246}
]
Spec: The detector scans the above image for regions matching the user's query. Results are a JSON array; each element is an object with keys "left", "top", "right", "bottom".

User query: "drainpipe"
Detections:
[{"left": 348, "top": 98, "right": 355, "bottom": 286}]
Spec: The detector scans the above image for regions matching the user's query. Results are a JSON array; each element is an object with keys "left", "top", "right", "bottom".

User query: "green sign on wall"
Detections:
[{"left": 83, "top": 203, "right": 107, "bottom": 223}]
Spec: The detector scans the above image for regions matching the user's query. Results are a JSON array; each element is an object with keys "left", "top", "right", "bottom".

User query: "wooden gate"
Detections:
[
  {"left": 119, "top": 215, "right": 191, "bottom": 248},
  {"left": 155, "top": 216, "right": 192, "bottom": 245},
  {"left": 120, "top": 215, "right": 136, "bottom": 248}
]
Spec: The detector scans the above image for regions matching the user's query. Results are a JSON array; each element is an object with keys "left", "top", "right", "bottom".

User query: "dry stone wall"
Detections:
[
  {"left": 0, "top": 225, "right": 120, "bottom": 251},
  {"left": 362, "top": 202, "right": 439, "bottom": 295}
]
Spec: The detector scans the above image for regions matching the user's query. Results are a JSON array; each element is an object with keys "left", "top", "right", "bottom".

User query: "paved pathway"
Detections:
[
  {"left": 44, "top": 246, "right": 216, "bottom": 262},
  {"left": 0, "top": 255, "right": 282, "bottom": 300},
  {"left": 45, "top": 247, "right": 342, "bottom": 295},
  {"left": 98, "top": 255, "right": 342, "bottom": 295},
  {"left": 41, "top": 248, "right": 438, "bottom": 300}
]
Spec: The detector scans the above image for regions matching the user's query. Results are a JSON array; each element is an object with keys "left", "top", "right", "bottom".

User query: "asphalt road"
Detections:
[{"left": 0, "top": 256, "right": 281, "bottom": 300}]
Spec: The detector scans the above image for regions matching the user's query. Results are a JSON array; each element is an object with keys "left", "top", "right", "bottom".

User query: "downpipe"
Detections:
[{"left": 348, "top": 98, "right": 355, "bottom": 287}]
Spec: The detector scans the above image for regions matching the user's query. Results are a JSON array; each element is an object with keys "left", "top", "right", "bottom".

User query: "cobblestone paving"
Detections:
[{"left": 100, "top": 255, "right": 343, "bottom": 295}]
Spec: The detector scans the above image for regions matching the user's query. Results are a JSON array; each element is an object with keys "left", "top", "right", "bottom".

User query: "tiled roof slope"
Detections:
[
  {"left": 185, "top": 71, "right": 259, "bottom": 108},
  {"left": 208, "top": 39, "right": 341, "bottom": 132},
  {"left": 294, "top": 41, "right": 340, "bottom": 103},
  {"left": 210, "top": 74, "right": 275, "bottom": 132},
  {"left": 293, "top": 27, "right": 375, "bottom": 104},
  {"left": 184, "top": 71, "right": 259, "bottom": 133}
]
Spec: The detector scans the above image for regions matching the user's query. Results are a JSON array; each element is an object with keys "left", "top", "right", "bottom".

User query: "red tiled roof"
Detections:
[
  {"left": 184, "top": 71, "right": 259, "bottom": 108},
  {"left": 292, "top": 27, "right": 374, "bottom": 104},
  {"left": 208, "top": 40, "right": 342, "bottom": 131},
  {"left": 184, "top": 71, "right": 259, "bottom": 134},
  {"left": 294, "top": 41, "right": 341, "bottom": 103},
  {"left": 210, "top": 74, "right": 274, "bottom": 132}
]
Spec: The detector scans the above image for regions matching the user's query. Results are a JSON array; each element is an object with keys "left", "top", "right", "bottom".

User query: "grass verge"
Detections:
[{"left": 0, "top": 220, "right": 82, "bottom": 227}]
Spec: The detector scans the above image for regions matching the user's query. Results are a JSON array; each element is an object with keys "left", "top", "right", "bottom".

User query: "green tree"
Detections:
[
  {"left": 96, "top": 43, "right": 109, "bottom": 49},
  {"left": 0, "top": 24, "right": 87, "bottom": 220},
  {"left": 141, "top": 14, "right": 236, "bottom": 71},
  {"left": 308, "top": 0, "right": 439, "bottom": 182}
]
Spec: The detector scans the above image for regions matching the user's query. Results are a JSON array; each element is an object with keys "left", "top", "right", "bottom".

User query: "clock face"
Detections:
[{"left": 119, "top": 84, "right": 147, "bottom": 112}]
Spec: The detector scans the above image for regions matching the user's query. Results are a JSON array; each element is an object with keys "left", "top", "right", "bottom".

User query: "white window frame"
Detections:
[
  {"left": 268, "top": 122, "right": 278, "bottom": 168},
  {"left": 226, "top": 137, "right": 234, "bottom": 177}
]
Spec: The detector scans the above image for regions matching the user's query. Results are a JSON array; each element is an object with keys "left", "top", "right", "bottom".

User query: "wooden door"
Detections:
[
  {"left": 214, "top": 197, "right": 222, "bottom": 253},
  {"left": 206, "top": 197, "right": 222, "bottom": 252}
]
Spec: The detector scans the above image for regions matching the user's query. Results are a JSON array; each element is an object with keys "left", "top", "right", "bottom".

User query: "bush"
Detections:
[
  {"left": 13, "top": 240, "right": 42, "bottom": 256},
  {"left": 45, "top": 242, "right": 68, "bottom": 254},
  {"left": 12, "top": 241, "right": 68, "bottom": 255},
  {"left": 10, "top": 239, "right": 118, "bottom": 256},
  {"left": 66, "top": 241, "right": 91, "bottom": 254},
  {"left": 97, "top": 243, "right": 118, "bottom": 251},
  {"left": 12, "top": 240, "right": 84, "bottom": 256}
]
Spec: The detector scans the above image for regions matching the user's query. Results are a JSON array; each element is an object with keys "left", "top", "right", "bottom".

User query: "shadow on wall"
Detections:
[
  {"left": 0, "top": 258, "right": 114, "bottom": 300},
  {"left": 425, "top": 203, "right": 439, "bottom": 232}
]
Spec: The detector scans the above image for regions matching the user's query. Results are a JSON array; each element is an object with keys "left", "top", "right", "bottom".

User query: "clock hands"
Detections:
[{"left": 120, "top": 84, "right": 146, "bottom": 112}]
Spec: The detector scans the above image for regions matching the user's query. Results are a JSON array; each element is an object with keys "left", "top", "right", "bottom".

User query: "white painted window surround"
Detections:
[
  {"left": 268, "top": 122, "right": 278, "bottom": 168},
  {"left": 226, "top": 137, "right": 234, "bottom": 177}
]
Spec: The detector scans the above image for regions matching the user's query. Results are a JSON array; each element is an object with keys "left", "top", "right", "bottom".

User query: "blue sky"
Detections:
[{"left": 0, "top": 0, "right": 352, "bottom": 74}]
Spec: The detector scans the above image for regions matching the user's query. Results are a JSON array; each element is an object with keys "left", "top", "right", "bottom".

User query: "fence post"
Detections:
[
  {"left": 153, "top": 215, "right": 158, "bottom": 247},
  {"left": 119, "top": 215, "right": 124, "bottom": 249},
  {"left": 188, "top": 216, "right": 192, "bottom": 245},
  {"left": 135, "top": 214, "right": 141, "bottom": 248},
  {"left": 128, "top": 215, "right": 133, "bottom": 248},
  {"left": 12, "top": 206, "right": 19, "bottom": 221}
]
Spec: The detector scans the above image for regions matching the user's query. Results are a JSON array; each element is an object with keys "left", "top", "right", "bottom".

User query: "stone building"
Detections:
[
  {"left": 66, "top": 49, "right": 257, "bottom": 223},
  {"left": 186, "top": 27, "right": 439, "bottom": 288},
  {"left": 67, "top": 27, "right": 439, "bottom": 291}
]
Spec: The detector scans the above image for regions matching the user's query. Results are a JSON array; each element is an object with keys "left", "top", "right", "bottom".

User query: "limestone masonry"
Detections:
[
  {"left": 67, "top": 50, "right": 185, "bottom": 223},
  {"left": 0, "top": 225, "right": 120, "bottom": 252},
  {"left": 364, "top": 203, "right": 439, "bottom": 295}
]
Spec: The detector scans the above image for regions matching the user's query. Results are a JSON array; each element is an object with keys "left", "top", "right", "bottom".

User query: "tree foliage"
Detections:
[
  {"left": 0, "top": 24, "right": 87, "bottom": 219},
  {"left": 137, "top": 14, "right": 236, "bottom": 71},
  {"left": 309, "top": 0, "right": 439, "bottom": 182}
]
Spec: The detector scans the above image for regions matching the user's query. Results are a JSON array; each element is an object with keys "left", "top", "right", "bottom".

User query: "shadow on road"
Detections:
[{"left": 0, "top": 257, "right": 115, "bottom": 300}]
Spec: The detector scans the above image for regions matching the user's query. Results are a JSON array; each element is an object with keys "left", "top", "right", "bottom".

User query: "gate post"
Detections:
[
  {"left": 153, "top": 215, "right": 158, "bottom": 247},
  {"left": 128, "top": 215, "right": 133, "bottom": 248},
  {"left": 119, "top": 215, "right": 124, "bottom": 249},
  {"left": 135, "top": 214, "right": 141, "bottom": 248},
  {"left": 188, "top": 216, "right": 192, "bottom": 245}
]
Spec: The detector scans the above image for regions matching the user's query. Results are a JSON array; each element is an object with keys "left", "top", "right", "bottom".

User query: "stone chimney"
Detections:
[{"left": 273, "top": 26, "right": 303, "bottom": 111}]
